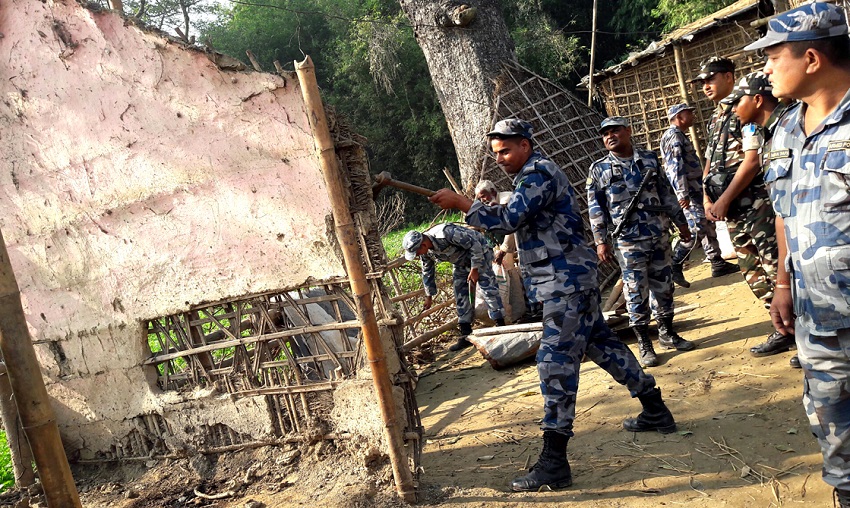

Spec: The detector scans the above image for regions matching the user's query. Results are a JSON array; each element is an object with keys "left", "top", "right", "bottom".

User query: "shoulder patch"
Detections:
[{"left": 827, "top": 140, "right": 850, "bottom": 152}]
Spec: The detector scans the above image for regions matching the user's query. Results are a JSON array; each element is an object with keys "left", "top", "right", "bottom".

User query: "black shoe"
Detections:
[
  {"left": 789, "top": 355, "right": 801, "bottom": 369},
  {"left": 657, "top": 316, "right": 696, "bottom": 351},
  {"left": 672, "top": 264, "right": 691, "bottom": 288},
  {"left": 711, "top": 259, "right": 739, "bottom": 277},
  {"left": 835, "top": 488, "right": 850, "bottom": 508},
  {"left": 750, "top": 331, "right": 795, "bottom": 357},
  {"left": 494, "top": 317, "right": 506, "bottom": 327},
  {"left": 448, "top": 337, "right": 473, "bottom": 351},
  {"left": 633, "top": 325, "right": 658, "bottom": 367},
  {"left": 623, "top": 388, "right": 677, "bottom": 434},
  {"left": 510, "top": 431, "right": 572, "bottom": 492}
]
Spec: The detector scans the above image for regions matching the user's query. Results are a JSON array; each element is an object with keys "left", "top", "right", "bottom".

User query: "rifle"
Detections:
[{"left": 611, "top": 164, "right": 667, "bottom": 239}]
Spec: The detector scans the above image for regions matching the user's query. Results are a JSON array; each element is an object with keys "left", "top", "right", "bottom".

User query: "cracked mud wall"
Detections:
[{"left": 0, "top": 0, "right": 348, "bottom": 458}]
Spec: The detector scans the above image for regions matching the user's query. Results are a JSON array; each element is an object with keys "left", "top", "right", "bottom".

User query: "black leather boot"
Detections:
[
  {"left": 495, "top": 317, "right": 506, "bottom": 326},
  {"left": 671, "top": 263, "right": 691, "bottom": 288},
  {"left": 623, "top": 387, "right": 677, "bottom": 434},
  {"left": 510, "top": 431, "right": 572, "bottom": 492},
  {"left": 449, "top": 323, "right": 474, "bottom": 351},
  {"left": 750, "top": 330, "right": 796, "bottom": 357},
  {"left": 657, "top": 316, "right": 695, "bottom": 351},
  {"left": 711, "top": 258, "right": 739, "bottom": 277},
  {"left": 633, "top": 325, "right": 658, "bottom": 367}
]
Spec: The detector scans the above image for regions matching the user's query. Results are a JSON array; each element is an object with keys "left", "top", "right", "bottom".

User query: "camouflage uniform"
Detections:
[
  {"left": 659, "top": 125, "right": 725, "bottom": 265},
  {"left": 765, "top": 90, "right": 850, "bottom": 490},
  {"left": 705, "top": 104, "right": 778, "bottom": 308},
  {"left": 587, "top": 148, "right": 685, "bottom": 327},
  {"left": 418, "top": 223, "right": 504, "bottom": 325},
  {"left": 465, "top": 152, "right": 657, "bottom": 435}
]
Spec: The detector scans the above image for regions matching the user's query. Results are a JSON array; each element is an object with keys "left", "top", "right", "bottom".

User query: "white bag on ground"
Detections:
[
  {"left": 467, "top": 324, "right": 542, "bottom": 369},
  {"left": 474, "top": 264, "right": 527, "bottom": 324}
]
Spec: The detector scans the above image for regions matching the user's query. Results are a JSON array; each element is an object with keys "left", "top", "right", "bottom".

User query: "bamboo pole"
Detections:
[
  {"left": 294, "top": 55, "right": 416, "bottom": 503},
  {"left": 0, "top": 361, "right": 36, "bottom": 488},
  {"left": 0, "top": 228, "right": 81, "bottom": 507},
  {"left": 587, "top": 0, "right": 598, "bottom": 108},
  {"left": 673, "top": 44, "right": 705, "bottom": 165}
]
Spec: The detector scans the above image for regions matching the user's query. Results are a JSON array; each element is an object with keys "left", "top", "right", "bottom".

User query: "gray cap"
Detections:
[
  {"left": 402, "top": 230, "right": 424, "bottom": 261},
  {"left": 599, "top": 116, "right": 630, "bottom": 133},
  {"left": 744, "top": 2, "right": 848, "bottom": 51},
  {"left": 667, "top": 103, "right": 695, "bottom": 120},
  {"left": 486, "top": 119, "right": 534, "bottom": 139}
]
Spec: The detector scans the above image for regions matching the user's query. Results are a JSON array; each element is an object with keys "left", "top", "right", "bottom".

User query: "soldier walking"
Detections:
[
  {"left": 659, "top": 103, "right": 739, "bottom": 288},
  {"left": 692, "top": 57, "right": 793, "bottom": 360},
  {"left": 429, "top": 119, "right": 679, "bottom": 492},
  {"left": 747, "top": 3, "right": 850, "bottom": 502},
  {"left": 587, "top": 117, "right": 696, "bottom": 368},
  {"left": 402, "top": 223, "right": 505, "bottom": 351}
]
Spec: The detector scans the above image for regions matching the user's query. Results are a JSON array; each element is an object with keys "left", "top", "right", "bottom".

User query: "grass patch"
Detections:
[{"left": 0, "top": 430, "right": 14, "bottom": 492}]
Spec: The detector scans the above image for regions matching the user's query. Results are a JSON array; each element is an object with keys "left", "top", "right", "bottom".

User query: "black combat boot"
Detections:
[
  {"left": 623, "top": 387, "right": 677, "bottom": 434},
  {"left": 495, "top": 317, "right": 506, "bottom": 326},
  {"left": 633, "top": 325, "right": 658, "bottom": 367},
  {"left": 449, "top": 322, "right": 474, "bottom": 351},
  {"left": 510, "top": 431, "right": 572, "bottom": 492},
  {"left": 657, "top": 316, "right": 696, "bottom": 351},
  {"left": 671, "top": 263, "right": 691, "bottom": 288},
  {"left": 750, "top": 330, "right": 796, "bottom": 357},
  {"left": 835, "top": 488, "right": 850, "bottom": 508},
  {"left": 711, "top": 258, "right": 739, "bottom": 277}
]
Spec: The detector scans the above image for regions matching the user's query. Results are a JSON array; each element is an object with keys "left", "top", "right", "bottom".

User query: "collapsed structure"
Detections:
[{"left": 0, "top": 0, "right": 419, "bottom": 492}]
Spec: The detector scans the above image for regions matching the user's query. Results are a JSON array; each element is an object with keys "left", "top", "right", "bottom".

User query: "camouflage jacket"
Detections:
[
  {"left": 764, "top": 89, "right": 850, "bottom": 333},
  {"left": 659, "top": 125, "right": 704, "bottom": 202},
  {"left": 706, "top": 102, "right": 769, "bottom": 208},
  {"left": 418, "top": 223, "right": 489, "bottom": 297},
  {"left": 465, "top": 152, "right": 597, "bottom": 303},
  {"left": 705, "top": 103, "right": 744, "bottom": 175},
  {"left": 741, "top": 101, "right": 794, "bottom": 167},
  {"left": 587, "top": 148, "right": 685, "bottom": 244}
]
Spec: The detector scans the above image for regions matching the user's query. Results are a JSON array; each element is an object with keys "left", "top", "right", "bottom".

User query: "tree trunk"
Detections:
[{"left": 398, "top": 0, "right": 515, "bottom": 188}]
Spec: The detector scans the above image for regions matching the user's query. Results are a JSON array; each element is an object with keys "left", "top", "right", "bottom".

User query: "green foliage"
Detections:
[
  {"left": 652, "top": 0, "right": 738, "bottom": 31},
  {"left": 0, "top": 430, "right": 13, "bottom": 492}
]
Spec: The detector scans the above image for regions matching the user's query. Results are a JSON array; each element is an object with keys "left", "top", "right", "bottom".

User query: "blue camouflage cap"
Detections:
[
  {"left": 599, "top": 116, "right": 630, "bottom": 134},
  {"left": 486, "top": 119, "right": 534, "bottom": 139},
  {"left": 402, "top": 230, "right": 424, "bottom": 260},
  {"left": 667, "top": 103, "right": 695, "bottom": 121},
  {"left": 744, "top": 2, "right": 849, "bottom": 51}
]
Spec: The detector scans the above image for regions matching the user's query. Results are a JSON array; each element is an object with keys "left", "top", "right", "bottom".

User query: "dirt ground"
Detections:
[{"left": 7, "top": 258, "right": 835, "bottom": 507}]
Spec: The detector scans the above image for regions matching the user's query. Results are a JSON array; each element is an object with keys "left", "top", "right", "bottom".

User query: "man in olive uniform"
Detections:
[{"left": 693, "top": 57, "right": 792, "bottom": 360}]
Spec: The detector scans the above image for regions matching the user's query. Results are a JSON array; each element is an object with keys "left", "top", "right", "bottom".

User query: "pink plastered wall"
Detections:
[{"left": 0, "top": 0, "right": 346, "bottom": 456}]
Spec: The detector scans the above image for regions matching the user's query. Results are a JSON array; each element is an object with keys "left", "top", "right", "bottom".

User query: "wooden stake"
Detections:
[
  {"left": 0, "top": 361, "right": 35, "bottom": 488},
  {"left": 673, "top": 44, "right": 705, "bottom": 166},
  {"left": 0, "top": 229, "right": 81, "bottom": 507},
  {"left": 246, "top": 50, "right": 263, "bottom": 72},
  {"left": 295, "top": 56, "right": 416, "bottom": 503},
  {"left": 442, "top": 167, "right": 462, "bottom": 193}
]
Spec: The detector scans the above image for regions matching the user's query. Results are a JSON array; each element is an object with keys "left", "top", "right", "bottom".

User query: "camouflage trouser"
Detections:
[
  {"left": 726, "top": 197, "right": 778, "bottom": 309},
  {"left": 797, "top": 325, "right": 850, "bottom": 490},
  {"left": 453, "top": 250, "right": 504, "bottom": 324},
  {"left": 614, "top": 233, "right": 675, "bottom": 327},
  {"left": 537, "top": 288, "right": 657, "bottom": 436},
  {"left": 671, "top": 201, "right": 724, "bottom": 265}
]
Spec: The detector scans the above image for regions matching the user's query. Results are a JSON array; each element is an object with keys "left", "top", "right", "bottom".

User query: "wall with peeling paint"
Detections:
[{"left": 0, "top": 0, "right": 347, "bottom": 458}]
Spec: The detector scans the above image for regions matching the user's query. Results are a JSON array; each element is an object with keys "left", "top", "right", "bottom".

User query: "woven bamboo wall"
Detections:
[{"left": 597, "top": 10, "right": 763, "bottom": 155}]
